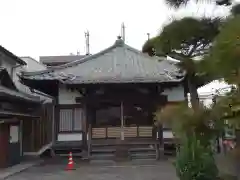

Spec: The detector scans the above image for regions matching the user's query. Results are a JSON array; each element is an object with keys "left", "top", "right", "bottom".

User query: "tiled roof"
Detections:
[
  {"left": 40, "top": 55, "right": 86, "bottom": 65},
  {"left": 0, "top": 85, "right": 41, "bottom": 103},
  {"left": 21, "top": 39, "right": 185, "bottom": 84},
  {"left": 0, "top": 110, "right": 40, "bottom": 118},
  {"left": 0, "top": 45, "right": 26, "bottom": 65},
  {"left": 0, "top": 67, "right": 41, "bottom": 103}
]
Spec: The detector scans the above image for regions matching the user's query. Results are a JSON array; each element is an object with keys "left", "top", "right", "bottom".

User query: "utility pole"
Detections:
[
  {"left": 85, "top": 31, "right": 90, "bottom": 55},
  {"left": 147, "top": 33, "right": 150, "bottom": 41},
  {"left": 121, "top": 23, "right": 125, "bottom": 43}
]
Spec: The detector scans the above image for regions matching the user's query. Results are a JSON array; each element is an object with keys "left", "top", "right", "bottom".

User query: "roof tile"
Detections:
[{"left": 22, "top": 39, "right": 185, "bottom": 84}]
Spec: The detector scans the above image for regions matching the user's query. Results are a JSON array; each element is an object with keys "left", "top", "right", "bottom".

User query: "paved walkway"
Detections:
[
  {"left": 1, "top": 154, "right": 234, "bottom": 180},
  {"left": 0, "top": 160, "right": 43, "bottom": 180},
  {"left": 6, "top": 160, "right": 178, "bottom": 180}
]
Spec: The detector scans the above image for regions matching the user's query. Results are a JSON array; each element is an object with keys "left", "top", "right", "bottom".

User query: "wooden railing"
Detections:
[
  {"left": 124, "top": 127, "right": 137, "bottom": 138},
  {"left": 92, "top": 126, "right": 153, "bottom": 139},
  {"left": 107, "top": 127, "right": 121, "bottom": 138},
  {"left": 92, "top": 128, "right": 106, "bottom": 139},
  {"left": 138, "top": 126, "right": 153, "bottom": 137}
]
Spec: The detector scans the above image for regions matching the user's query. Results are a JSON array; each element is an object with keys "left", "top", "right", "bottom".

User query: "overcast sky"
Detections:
[
  {"left": 0, "top": 0, "right": 232, "bottom": 60},
  {"left": 0, "top": 0, "right": 236, "bottom": 94}
]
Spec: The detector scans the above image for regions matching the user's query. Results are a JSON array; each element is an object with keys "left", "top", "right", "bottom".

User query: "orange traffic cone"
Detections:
[{"left": 66, "top": 152, "right": 75, "bottom": 170}]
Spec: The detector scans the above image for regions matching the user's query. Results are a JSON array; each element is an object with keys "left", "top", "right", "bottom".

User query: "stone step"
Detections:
[
  {"left": 91, "top": 148, "right": 116, "bottom": 153},
  {"left": 90, "top": 153, "right": 116, "bottom": 160},
  {"left": 54, "top": 149, "right": 82, "bottom": 156},
  {"left": 130, "top": 152, "right": 156, "bottom": 160},
  {"left": 131, "top": 159, "right": 159, "bottom": 165},
  {"left": 128, "top": 147, "right": 156, "bottom": 152},
  {"left": 164, "top": 150, "right": 176, "bottom": 155},
  {"left": 57, "top": 153, "right": 82, "bottom": 157},
  {"left": 91, "top": 143, "right": 155, "bottom": 148}
]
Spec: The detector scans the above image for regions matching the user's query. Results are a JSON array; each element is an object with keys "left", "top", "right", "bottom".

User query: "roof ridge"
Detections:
[
  {"left": 22, "top": 41, "right": 120, "bottom": 76},
  {"left": 20, "top": 56, "right": 46, "bottom": 66},
  {"left": 52, "top": 39, "right": 124, "bottom": 69},
  {"left": 21, "top": 39, "right": 179, "bottom": 77},
  {"left": 123, "top": 44, "right": 166, "bottom": 62}
]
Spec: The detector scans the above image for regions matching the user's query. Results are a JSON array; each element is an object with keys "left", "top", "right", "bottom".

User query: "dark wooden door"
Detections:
[
  {"left": 0, "top": 124, "right": 8, "bottom": 168},
  {"left": 8, "top": 124, "right": 21, "bottom": 167}
]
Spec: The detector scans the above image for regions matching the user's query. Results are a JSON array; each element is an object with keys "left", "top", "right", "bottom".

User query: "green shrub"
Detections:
[{"left": 175, "top": 133, "right": 219, "bottom": 180}]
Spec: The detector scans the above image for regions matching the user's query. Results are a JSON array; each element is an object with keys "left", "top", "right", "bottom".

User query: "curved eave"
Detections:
[
  {"left": 0, "top": 88, "right": 42, "bottom": 104},
  {"left": 20, "top": 77, "right": 59, "bottom": 96},
  {"left": 20, "top": 74, "right": 185, "bottom": 84}
]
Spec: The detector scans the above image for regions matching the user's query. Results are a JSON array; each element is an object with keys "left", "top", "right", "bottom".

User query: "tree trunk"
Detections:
[{"left": 187, "top": 76, "right": 199, "bottom": 110}]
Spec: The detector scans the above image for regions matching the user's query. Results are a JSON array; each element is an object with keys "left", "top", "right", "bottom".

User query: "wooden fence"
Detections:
[{"left": 22, "top": 103, "right": 53, "bottom": 152}]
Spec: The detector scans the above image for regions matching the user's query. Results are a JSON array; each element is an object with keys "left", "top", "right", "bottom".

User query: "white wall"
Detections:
[
  {"left": 58, "top": 86, "right": 83, "bottom": 141},
  {"left": 57, "top": 133, "right": 82, "bottom": 141},
  {"left": 20, "top": 57, "right": 46, "bottom": 72},
  {"left": 162, "top": 85, "right": 185, "bottom": 102},
  {"left": 58, "top": 84, "right": 81, "bottom": 104}
]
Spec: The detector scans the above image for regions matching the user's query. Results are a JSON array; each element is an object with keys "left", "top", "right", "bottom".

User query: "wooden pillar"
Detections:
[
  {"left": 19, "top": 120, "right": 23, "bottom": 156},
  {"left": 82, "top": 104, "right": 88, "bottom": 151},
  {"left": 84, "top": 103, "right": 92, "bottom": 158},
  {"left": 54, "top": 101, "right": 59, "bottom": 144},
  {"left": 52, "top": 100, "right": 56, "bottom": 144},
  {"left": 31, "top": 120, "right": 34, "bottom": 151},
  {"left": 87, "top": 123, "right": 92, "bottom": 158},
  {"left": 120, "top": 101, "right": 124, "bottom": 140}
]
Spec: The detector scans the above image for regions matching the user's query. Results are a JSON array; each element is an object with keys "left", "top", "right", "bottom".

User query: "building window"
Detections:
[{"left": 59, "top": 108, "right": 83, "bottom": 132}]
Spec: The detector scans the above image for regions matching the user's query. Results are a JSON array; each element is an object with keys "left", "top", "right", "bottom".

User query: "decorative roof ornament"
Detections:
[{"left": 115, "top": 36, "right": 124, "bottom": 46}]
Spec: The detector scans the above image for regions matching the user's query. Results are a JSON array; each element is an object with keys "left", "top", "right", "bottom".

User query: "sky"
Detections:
[
  {"left": 0, "top": 0, "right": 237, "bottom": 94},
  {"left": 0, "top": 0, "right": 233, "bottom": 60}
]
